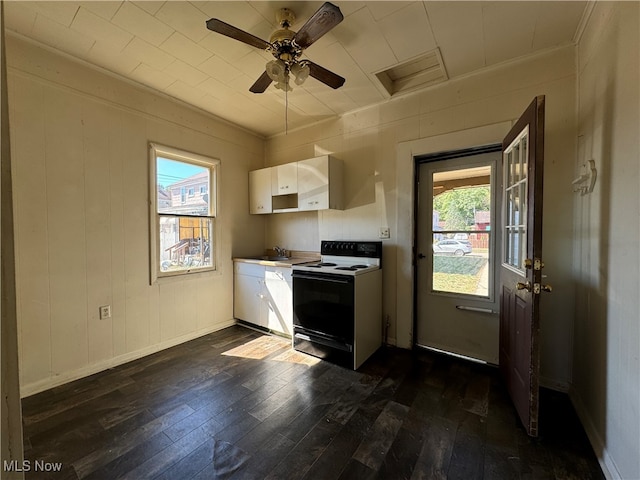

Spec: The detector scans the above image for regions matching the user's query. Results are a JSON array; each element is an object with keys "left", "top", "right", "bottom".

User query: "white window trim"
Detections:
[{"left": 149, "top": 142, "right": 219, "bottom": 284}]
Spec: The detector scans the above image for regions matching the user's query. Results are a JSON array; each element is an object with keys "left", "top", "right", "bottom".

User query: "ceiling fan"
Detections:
[{"left": 205, "top": 2, "right": 346, "bottom": 94}]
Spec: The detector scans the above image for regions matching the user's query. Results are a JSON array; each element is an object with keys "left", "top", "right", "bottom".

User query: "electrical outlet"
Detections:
[
  {"left": 99, "top": 305, "right": 111, "bottom": 320},
  {"left": 379, "top": 227, "right": 390, "bottom": 239}
]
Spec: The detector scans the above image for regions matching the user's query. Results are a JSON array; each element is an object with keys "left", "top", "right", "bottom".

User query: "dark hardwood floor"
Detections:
[{"left": 20, "top": 326, "right": 603, "bottom": 480}]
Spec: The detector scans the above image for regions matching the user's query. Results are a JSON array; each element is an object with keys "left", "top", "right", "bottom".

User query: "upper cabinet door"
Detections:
[
  {"left": 271, "top": 163, "right": 298, "bottom": 195},
  {"left": 249, "top": 167, "right": 272, "bottom": 214},
  {"left": 298, "top": 156, "right": 343, "bottom": 211}
]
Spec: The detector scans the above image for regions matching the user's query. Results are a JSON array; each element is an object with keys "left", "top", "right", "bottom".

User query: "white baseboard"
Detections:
[
  {"left": 569, "top": 387, "right": 621, "bottom": 480},
  {"left": 20, "top": 319, "right": 237, "bottom": 398}
]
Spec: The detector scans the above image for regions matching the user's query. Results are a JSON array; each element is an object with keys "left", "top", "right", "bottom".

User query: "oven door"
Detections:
[{"left": 292, "top": 271, "right": 355, "bottom": 344}]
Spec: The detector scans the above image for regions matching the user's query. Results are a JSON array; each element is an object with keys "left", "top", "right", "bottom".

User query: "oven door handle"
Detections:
[{"left": 292, "top": 272, "right": 354, "bottom": 284}]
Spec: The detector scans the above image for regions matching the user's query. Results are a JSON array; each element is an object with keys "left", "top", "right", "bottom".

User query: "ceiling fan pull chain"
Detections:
[{"left": 285, "top": 77, "right": 289, "bottom": 135}]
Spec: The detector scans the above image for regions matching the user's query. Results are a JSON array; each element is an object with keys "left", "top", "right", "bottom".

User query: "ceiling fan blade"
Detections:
[
  {"left": 307, "top": 62, "right": 345, "bottom": 89},
  {"left": 293, "top": 2, "right": 343, "bottom": 49},
  {"left": 206, "top": 18, "right": 271, "bottom": 50},
  {"left": 249, "top": 71, "right": 273, "bottom": 94}
]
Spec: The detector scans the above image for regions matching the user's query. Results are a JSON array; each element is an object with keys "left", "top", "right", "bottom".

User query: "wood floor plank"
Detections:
[
  {"left": 301, "top": 407, "right": 381, "bottom": 480},
  {"left": 20, "top": 326, "right": 604, "bottom": 480},
  {"left": 352, "top": 401, "right": 410, "bottom": 471}
]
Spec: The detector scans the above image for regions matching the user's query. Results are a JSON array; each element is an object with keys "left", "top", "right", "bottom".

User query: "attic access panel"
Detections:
[{"left": 375, "top": 49, "right": 448, "bottom": 97}]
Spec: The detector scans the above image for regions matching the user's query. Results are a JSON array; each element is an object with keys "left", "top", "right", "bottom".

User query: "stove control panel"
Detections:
[{"left": 321, "top": 240, "right": 382, "bottom": 259}]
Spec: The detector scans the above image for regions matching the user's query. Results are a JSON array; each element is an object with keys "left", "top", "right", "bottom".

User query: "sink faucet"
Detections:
[{"left": 274, "top": 246, "right": 287, "bottom": 257}]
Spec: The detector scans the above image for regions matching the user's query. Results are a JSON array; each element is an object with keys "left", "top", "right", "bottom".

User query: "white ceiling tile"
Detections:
[
  {"left": 79, "top": 1, "right": 123, "bottom": 21},
  {"left": 71, "top": 6, "right": 133, "bottom": 51},
  {"left": 333, "top": 7, "right": 397, "bottom": 73},
  {"left": 3, "top": 2, "right": 37, "bottom": 36},
  {"left": 31, "top": 14, "right": 95, "bottom": 58},
  {"left": 198, "top": 30, "right": 253, "bottom": 62},
  {"left": 163, "top": 59, "right": 208, "bottom": 87},
  {"left": 199, "top": 77, "right": 236, "bottom": 102},
  {"left": 164, "top": 80, "right": 207, "bottom": 105},
  {"left": 122, "top": 37, "right": 174, "bottom": 69},
  {"left": 87, "top": 41, "right": 141, "bottom": 75},
  {"left": 132, "top": 1, "right": 166, "bottom": 16},
  {"left": 154, "top": 2, "right": 209, "bottom": 43},
  {"left": 198, "top": 55, "right": 244, "bottom": 84},
  {"left": 366, "top": 2, "right": 413, "bottom": 21},
  {"left": 337, "top": 2, "right": 367, "bottom": 17},
  {"left": 111, "top": 2, "right": 173, "bottom": 46},
  {"left": 194, "top": 1, "right": 265, "bottom": 31},
  {"left": 130, "top": 62, "right": 177, "bottom": 90},
  {"left": 532, "top": 1, "right": 586, "bottom": 50},
  {"left": 482, "top": 2, "right": 540, "bottom": 65},
  {"left": 161, "top": 32, "right": 212, "bottom": 66},
  {"left": 28, "top": 2, "right": 80, "bottom": 27},
  {"left": 287, "top": 88, "right": 335, "bottom": 117},
  {"left": 234, "top": 50, "right": 272, "bottom": 78},
  {"left": 425, "top": 1, "right": 485, "bottom": 78},
  {"left": 378, "top": 3, "right": 436, "bottom": 63}
]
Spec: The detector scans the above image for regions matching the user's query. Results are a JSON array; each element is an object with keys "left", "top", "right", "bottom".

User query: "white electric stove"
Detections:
[{"left": 291, "top": 240, "right": 383, "bottom": 369}]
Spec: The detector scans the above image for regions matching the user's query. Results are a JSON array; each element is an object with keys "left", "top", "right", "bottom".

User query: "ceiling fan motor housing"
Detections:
[
  {"left": 269, "top": 8, "right": 302, "bottom": 65},
  {"left": 276, "top": 8, "right": 295, "bottom": 28}
]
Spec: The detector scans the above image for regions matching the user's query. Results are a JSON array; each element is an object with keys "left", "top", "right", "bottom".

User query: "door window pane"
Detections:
[
  {"left": 502, "top": 127, "right": 528, "bottom": 270},
  {"left": 431, "top": 166, "right": 492, "bottom": 297}
]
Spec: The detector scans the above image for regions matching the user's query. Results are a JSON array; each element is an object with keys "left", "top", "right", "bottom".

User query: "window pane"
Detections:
[
  {"left": 432, "top": 232, "right": 490, "bottom": 297},
  {"left": 159, "top": 216, "right": 213, "bottom": 273},
  {"left": 431, "top": 165, "right": 492, "bottom": 298},
  {"left": 502, "top": 130, "right": 528, "bottom": 271},
  {"left": 157, "top": 157, "right": 210, "bottom": 215}
]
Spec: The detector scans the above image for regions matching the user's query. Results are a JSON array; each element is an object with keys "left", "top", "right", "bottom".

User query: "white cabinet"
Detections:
[
  {"left": 271, "top": 163, "right": 298, "bottom": 195},
  {"left": 297, "top": 155, "right": 343, "bottom": 211},
  {"left": 264, "top": 266, "right": 293, "bottom": 336},
  {"left": 248, "top": 156, "right": 342, "bottom": 214},
  {"left": 234, "top": 262, "right": 267, "bottom": 328},
  {"left": 249, "top": 167, "right": 272, "bottom": 214},
  {"left": 234, "top": 261, "right": 293, "bottom": 336}
]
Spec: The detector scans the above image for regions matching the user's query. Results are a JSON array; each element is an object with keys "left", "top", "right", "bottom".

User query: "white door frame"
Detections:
[{"left": 394, "top": 121, "right": 512, "bottom": 349}]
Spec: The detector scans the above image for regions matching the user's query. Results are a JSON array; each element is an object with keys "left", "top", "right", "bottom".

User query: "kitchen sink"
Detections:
[{"left": 246, "top": 255, "right": 290, "bottom": 261}]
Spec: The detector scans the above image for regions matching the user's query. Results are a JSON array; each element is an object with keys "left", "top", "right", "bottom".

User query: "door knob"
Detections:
[
  {"left": 516, "top": 281, "right": 531, "bottom": 291},
  {"left": 541, "top": 284, "right": 553, "bottom": 292}
]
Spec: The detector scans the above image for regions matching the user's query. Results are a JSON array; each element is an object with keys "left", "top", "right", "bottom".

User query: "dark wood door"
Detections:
[{"left": 499, "top": 96, "right": 546, "bottom": 437}]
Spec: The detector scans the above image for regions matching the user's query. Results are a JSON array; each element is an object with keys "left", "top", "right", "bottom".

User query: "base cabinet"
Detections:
[{"left": 234, "top": 261, "right": 292, "bottom": 336}]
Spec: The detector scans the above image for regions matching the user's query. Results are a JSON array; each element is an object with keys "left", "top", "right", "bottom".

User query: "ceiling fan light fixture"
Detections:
[
  {"left": 266, "top": 59, "right": 287, "bottom": 83},
  {"left": 274, "top": 78, "right": 292, "bottom": 92},
  {"left": 291, "top": 62, "right": 310, "bottom": 86}
]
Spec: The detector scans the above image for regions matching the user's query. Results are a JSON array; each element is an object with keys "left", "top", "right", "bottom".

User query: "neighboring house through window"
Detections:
[{"left": 149, "top": 143, "right": 218, "bottom": 282}]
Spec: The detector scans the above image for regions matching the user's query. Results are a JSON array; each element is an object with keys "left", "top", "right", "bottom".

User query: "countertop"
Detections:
[{"left": 233, "top": 250, "right": 320, "bottom": 268}]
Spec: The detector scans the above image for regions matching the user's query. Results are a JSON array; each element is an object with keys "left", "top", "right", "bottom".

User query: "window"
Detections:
[
  {"left": 149, "top": 143, "right": 218, "bottom": 282},
  {"left": 503, "top": 126, "right": 528, "bottom": 272},
  {"left": 430, "top": 164, "right": 494, "bottom": 297}
]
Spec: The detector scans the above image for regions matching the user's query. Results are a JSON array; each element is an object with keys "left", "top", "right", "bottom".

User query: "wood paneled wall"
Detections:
[{"left": 6, "top": 36, "right": 266, "bottom": 396}]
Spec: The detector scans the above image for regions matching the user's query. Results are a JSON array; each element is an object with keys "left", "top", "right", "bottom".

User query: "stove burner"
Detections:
[
  {"left": 335, "top": 266, "right": 358, "bottom": 271},
  {"left": 351, "top": 264, "right": 369, "bottom": 269},
  {"left": 317, "top": 262, "right": 337, "bottom": 267}
]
